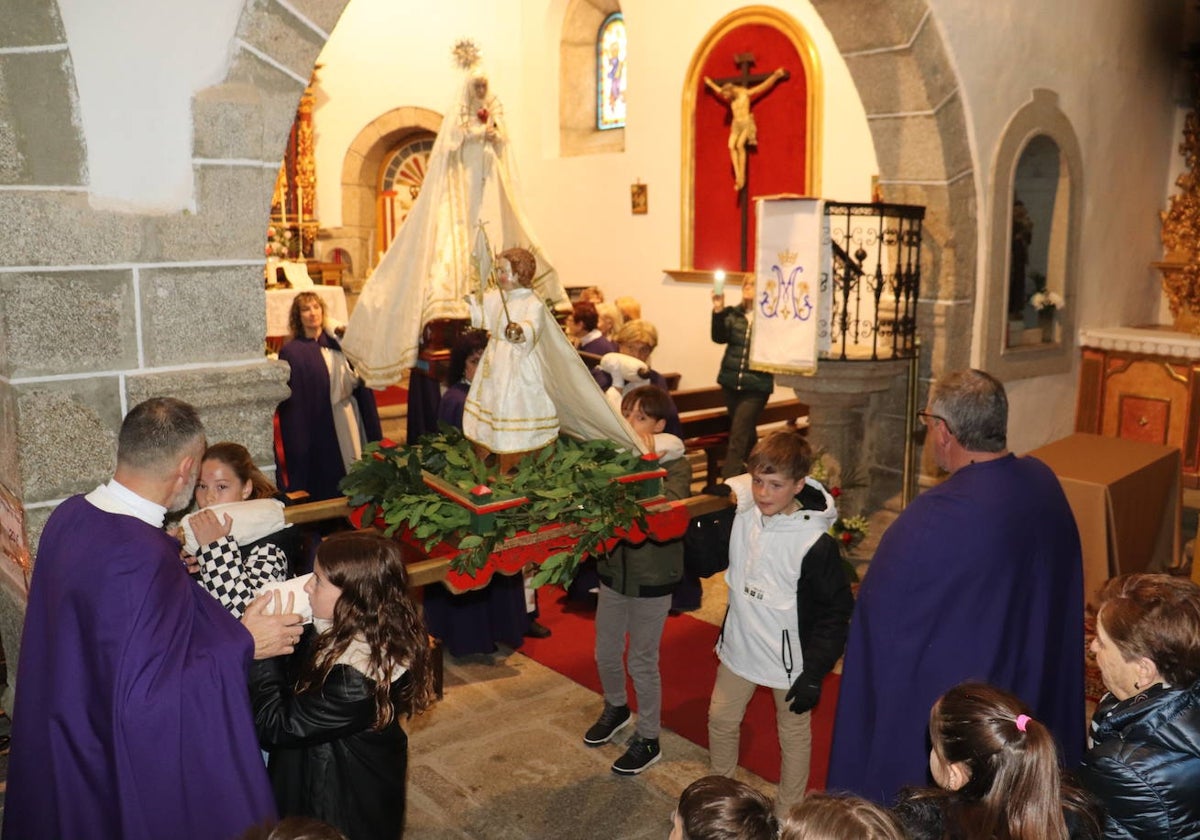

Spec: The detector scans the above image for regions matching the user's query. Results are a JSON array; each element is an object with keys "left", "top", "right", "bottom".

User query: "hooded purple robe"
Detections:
[
  {"left": 277, "top": 332, "right": 382, "bottom": 501},
  {"left": 4, "top": 495, "right": 277, "bottom": 839},
  {"left": 827, "top": 454, "right": 1085, "bottom": 805}
]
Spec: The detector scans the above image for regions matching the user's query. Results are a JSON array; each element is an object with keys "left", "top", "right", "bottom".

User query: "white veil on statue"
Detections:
[{"left": 342, "top": 41, "right": 568, "bottom": 388}]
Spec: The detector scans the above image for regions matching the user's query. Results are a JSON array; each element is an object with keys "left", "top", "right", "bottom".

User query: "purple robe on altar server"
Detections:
[
  {"left": 4, "top": 496, "right": 276, "bottom": 840},
  {"left": 827, "top": 454, "right": 1085, "bottom": 805}
]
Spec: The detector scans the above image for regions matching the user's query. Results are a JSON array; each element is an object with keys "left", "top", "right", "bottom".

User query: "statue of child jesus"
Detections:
[{"left": 463, "top": 247, "right": 559, "bottom": 470}]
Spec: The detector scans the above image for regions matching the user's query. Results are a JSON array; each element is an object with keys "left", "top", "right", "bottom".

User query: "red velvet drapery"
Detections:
[{"left": 693, "top": 24, "right": 809, "bottom": 272}]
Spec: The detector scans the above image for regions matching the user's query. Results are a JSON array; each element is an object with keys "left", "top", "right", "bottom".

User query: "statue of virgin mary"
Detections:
[{"left": 341, "top": 40, "right": 568, "bottom": 388}]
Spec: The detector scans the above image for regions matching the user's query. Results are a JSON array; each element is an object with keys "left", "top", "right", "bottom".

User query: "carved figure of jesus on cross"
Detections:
[{"left": 704, "top": 53, "right": 789, "bottom": 192}]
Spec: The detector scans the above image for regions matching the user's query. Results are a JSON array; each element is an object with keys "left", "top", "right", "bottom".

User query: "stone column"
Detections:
[{"left": 778, "top": 359, "right": 909, "bottom": 516}]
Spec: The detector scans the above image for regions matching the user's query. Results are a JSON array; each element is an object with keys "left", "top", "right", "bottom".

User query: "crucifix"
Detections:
[{"left": 704, "top": 53, "right": 789, "bottom": 270}]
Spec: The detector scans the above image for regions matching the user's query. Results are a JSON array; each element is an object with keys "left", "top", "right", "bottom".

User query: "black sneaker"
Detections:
[
  {"left": 583, "top": 702, "right": 631, "bottom": 746},
  {"left": 611, "top": 736, "right": 661, "bottom": 775}
]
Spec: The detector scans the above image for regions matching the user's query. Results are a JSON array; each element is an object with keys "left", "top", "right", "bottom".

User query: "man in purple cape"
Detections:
[
  {"left": 827, "top": 370, "right": 1085, "bottom": 805},
  {"left": 4, "top": 397, "right": 305, "bottom": 840}
]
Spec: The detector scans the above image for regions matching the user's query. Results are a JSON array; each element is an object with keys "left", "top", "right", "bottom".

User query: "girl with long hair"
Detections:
[
  {"left": 893, "top": 682, "right": 1101, "bottom": 840},
  {"left": 251, "top": 531, "right": 436, "bottom": 840}
]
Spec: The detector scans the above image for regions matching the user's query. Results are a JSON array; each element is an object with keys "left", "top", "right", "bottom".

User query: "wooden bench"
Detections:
[{"left": 673, "top": 386, "right": 809, "bottom": 487}]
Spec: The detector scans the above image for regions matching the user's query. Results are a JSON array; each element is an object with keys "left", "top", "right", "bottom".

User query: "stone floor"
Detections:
[{"left": 402, "top": 576, "right": 773, "bottom": 839}]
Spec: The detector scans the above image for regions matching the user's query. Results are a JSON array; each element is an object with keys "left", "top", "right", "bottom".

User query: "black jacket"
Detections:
[
  {"left": 712, "top": 306, "right": 773, "bottom": 393},
  {"left": 1079, "top": 680, "right": 1200, "bottom": 839},
  {"left": 892, "top": 785, "right": 1103, "bottom": 840},
  {"left": 251, "top": 630, "right": 411, "bottom": 840}
]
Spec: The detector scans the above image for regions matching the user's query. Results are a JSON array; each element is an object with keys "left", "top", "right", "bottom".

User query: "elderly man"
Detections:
[
  {"left": 5, "top": 397, "right": 305, "bottom": 840},
  {"left": 827, "top": 369, "right": 1085, "bottom": 804}
]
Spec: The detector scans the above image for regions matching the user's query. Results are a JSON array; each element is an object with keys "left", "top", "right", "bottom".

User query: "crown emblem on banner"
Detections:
[{"left": 777, "top": 249, "right": 798, "bottom": 265}]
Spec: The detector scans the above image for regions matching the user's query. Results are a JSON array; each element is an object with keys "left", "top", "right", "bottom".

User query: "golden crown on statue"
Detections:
[
  {"left": 777, "top": 249, "right": 799, "bottom": 266},
  {"left": 453, "top": 39, "right": 481, "bottom": 70}
]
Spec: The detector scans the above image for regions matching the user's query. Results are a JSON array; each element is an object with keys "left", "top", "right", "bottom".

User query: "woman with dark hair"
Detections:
[
  {"left": 276, "top": 292, "right": 381, "bottom": 501},
  {"left": 251, "top": 531, "right": 436, "bottom": 840},
  {"left": 1079, "top": 573, "right": 1200, "bottom": 839},
  {"left": 435, "top": 328, "right": 489, "bottom": 429},
  {"left": 893, "top": 681, "right": 1102, "bottom": 840},
  {"left": 568, "top": 301, "right": 617, "bottom": 355}
]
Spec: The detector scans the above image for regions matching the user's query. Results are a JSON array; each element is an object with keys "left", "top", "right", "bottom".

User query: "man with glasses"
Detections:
[{"left": 827, "top": 369, "right": 1085, "bottom": 804}]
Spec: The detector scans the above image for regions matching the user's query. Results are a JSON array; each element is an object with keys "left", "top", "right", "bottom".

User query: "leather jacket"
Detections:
[
  {"left": 1079, "top": 679, "right": 1200, "bottom": 839},
  {"left": 251, "top": 630, "right": 411, "bottom": 840}
]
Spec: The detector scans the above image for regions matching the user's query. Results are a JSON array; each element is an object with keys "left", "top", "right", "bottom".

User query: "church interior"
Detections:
[{"left": 2, "top": 0, "right": 1200, "bottom": 835}]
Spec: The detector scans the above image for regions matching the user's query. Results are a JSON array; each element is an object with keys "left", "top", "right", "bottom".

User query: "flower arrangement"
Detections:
[
  {"left": 807, "top": 450, "right": 869, "bottom": 565},
  {"left": 265, "top": 225, "right": 295, "bottom": 260},
  {"left": 1027, "top": 272, "right": 1064, "bottom": 312},
  {"left": 1030, "top": 290, "right": 1064, "bottom": 312}
]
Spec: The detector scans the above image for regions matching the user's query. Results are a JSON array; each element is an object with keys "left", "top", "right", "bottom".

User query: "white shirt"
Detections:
[{"left": 84, "top": 479, "right": 167, "bottom": 529}]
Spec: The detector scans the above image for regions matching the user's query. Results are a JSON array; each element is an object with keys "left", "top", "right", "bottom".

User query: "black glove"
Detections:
[{"left": 785, "top": 673, "right": 821, "bottom": 714}]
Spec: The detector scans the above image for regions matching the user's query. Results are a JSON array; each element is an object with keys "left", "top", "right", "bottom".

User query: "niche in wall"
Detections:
[{"left": 981, "top": 89, "right": 1082, "bottom": 381}]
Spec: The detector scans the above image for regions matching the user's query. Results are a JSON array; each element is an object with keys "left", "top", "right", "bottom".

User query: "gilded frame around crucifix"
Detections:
[{"left": 678, "top": 5, "right": 823, "bottom": 274}]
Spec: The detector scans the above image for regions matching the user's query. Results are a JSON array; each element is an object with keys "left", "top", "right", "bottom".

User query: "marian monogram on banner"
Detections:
[
  {"left": 750, "top": 197, "right": 825, "bottom": 374},
  {"left": 760, "top": 247, "right": 815, "bottom": 324}
]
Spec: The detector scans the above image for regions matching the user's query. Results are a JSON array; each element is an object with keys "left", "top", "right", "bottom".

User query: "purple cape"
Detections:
[
  {"left": 277, "top": 333, "right": 382, "bottom": 501},
  {"left": 827, "top": 454, "right": 1085, "bottom": 804},
  {"left": 4, "top": 496, "right": 276, "bottom": 839}
]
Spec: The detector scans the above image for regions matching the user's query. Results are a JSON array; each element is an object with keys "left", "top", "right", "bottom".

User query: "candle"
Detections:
[
  {"left": 713, "top": 270, "right": 726, "bottom": 296},
  {"left": 296, "top": 184, "right": 304, "bottom": 223}
]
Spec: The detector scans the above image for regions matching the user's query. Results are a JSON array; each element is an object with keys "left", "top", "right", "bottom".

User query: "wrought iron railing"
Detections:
[{"left": 822, "top": 202, "right": 925, "bottom": 361}]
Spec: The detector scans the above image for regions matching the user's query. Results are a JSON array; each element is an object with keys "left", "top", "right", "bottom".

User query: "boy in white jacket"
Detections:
[{"left": 708, "top": 430, "right": 853, "bottom": 817}]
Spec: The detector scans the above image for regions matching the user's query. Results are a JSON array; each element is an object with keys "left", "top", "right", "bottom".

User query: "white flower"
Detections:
[{"left": 1030, "top": 291, "right": 1065, "bottom": 312}]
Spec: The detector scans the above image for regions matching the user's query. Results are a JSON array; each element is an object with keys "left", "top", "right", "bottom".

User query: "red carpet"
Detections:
[{"left": 520, "top": 592, "right": 838, "bottom": 789}]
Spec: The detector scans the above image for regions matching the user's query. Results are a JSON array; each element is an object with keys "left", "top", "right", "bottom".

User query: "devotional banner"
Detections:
[{"left": 749, "top": 197, "right": 824, "bottom": 375}]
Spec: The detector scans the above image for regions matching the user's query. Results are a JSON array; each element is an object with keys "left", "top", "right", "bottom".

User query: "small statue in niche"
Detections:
[
  {"left": 1009, "top": 197, "right": 1033, "bottom": 317},
  {"left": 463, "top": 246, "right": 559, "bottom": 472},
  {"left": 704, "top": 66, "right": 788, "bottom": 191}
]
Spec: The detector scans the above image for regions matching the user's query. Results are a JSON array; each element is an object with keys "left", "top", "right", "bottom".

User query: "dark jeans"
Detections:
[{"left": 721, "top": 388, "right": 770, "bottom": 479}]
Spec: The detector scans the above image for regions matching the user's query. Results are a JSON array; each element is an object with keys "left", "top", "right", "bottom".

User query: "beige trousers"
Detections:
[{"left": 707, "top": 661, "right": 812, "bottom": 816}]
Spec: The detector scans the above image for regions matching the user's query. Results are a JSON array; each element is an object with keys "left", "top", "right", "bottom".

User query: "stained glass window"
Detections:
[{"left": 596, "top": 13, "right": 626, "bottom": 130}]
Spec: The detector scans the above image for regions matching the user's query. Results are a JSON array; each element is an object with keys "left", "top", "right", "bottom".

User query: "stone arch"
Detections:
[
  {"left": 322, "top": 106, "right": 443, "bottom": 294},
  {"left": 809, "top": 0, "right": 977, "bottom": 383}
]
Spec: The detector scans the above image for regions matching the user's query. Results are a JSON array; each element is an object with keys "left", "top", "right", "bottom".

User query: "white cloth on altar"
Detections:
[
  {"left": 341, "top": 69, "right": 568, "bottom": 388},
  {"left": 749, "top": 197, "right": 824, "bottom": 375}
]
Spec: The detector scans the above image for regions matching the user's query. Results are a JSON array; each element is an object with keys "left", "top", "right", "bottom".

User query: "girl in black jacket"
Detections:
[
  {"left": 251, "top": 532, "right": 436, "bottom": 840},
  {"left": 892, "top": 682, "right": 1102, "bottom": 840}
]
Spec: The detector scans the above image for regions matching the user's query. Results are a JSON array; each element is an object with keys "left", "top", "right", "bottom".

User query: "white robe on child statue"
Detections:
[{"left": 463, "top": 287, "right": 559, "bottom": 453}]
